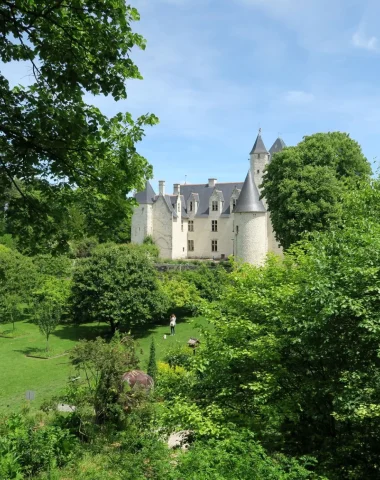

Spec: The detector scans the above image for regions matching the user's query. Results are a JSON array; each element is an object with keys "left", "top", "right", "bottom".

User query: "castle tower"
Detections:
[
  {"left": 234, "top": 170, "right": 267, "bottom": 265},
  {"left": 131, "top": 181, "right": 155, "bottom": 244},
  {"left": 250, "top": 129, "right": 270, "bottom": 199}
]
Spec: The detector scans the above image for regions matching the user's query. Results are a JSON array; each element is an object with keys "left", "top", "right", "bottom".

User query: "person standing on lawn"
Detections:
[{"left": 170, "top": 314, "right": 176, "bottom": 336}]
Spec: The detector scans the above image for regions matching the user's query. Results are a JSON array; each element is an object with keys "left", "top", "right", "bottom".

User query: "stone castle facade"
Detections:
[{"left": 131, "top": 131, "right": 285, "bottom": 265}]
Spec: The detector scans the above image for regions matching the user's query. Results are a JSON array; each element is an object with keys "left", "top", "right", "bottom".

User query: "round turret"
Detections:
[{"left": 234, "top": 170, "right": 268, "bottom": 265}]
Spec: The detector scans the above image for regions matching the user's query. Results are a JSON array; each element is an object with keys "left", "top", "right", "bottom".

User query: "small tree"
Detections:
[
  {"left": 37, "top": 301, "right": 61, "bottom": 352},
  {"left": 147, "top": 338, "right": 157, "bottom": 382},
  {"left": 3, "top": 294, "right": 22, "bottom": 331}
]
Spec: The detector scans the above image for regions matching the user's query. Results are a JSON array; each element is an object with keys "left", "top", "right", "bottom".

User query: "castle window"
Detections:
[
  {"left": 212, "top": 200, "right": 218, "bottom": 211},
  {"left": 211, "top": 240, "right": 218, "bottom": 252},
  {"left": 181, "top": 220, "right": 184, "bottom": 232},
  {"left": 212, "top": 220, "right": 218, "bottom": 232},
  {"left": 188, "top": 239, "right": 194, "bottom": 251},
  {"left": 236, "top": 226, "right": 239, "bottom": 234},
  {"left": 188, "top": 220, "right": 194, "bottom": 232},
  {"left": 232, "top": 198, "right": 236, "bottom": 209},
  {"left": 190, "top": 201, "right": 193, "bottom": 212},
  {"left": 257, "top": 169, "right": 260, "bottom": 174}
]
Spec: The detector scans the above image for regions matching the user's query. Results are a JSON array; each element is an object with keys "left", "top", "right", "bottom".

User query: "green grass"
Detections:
[
  {"left": 134, "top": 316, "right": 209, "bottom": 368},
  {"left": 0, "top": 316, "right": 208, "bottom": 414}
]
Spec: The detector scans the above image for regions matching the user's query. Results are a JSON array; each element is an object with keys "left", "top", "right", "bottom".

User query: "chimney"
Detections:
[
  {"left": 173, "top": 183, "right": 180, "bottom": 195},
  {"left": 208, "top": 178, "right": 217, "bottom": 188},
  {"left": 159, "top": 180, "right": 165, "bottom": 196}
]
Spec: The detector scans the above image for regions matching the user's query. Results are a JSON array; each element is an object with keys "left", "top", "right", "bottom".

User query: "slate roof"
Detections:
[
  {"left": 250, "top": 133, "right": 269, "bottom": 155},
  {"left": 269, "top": 137, "right": 286, "bottom": 157},
  {"left": 135, "top": 181, "right": 156, "bottom": 204},
  {"left": 180, "top": 182, "right": 244, "bottom": 217},
  {"left": 234, "top": 170, "right": 266, "bottom": 213}
]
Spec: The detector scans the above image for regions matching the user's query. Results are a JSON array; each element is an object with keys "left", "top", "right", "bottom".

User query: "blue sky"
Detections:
[{"left": 4, "top": 0, "right": 380, "bottom": 193}]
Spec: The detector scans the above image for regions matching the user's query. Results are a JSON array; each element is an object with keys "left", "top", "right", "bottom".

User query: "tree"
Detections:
[
  {"left": 194, "top": 197, "right": 380, "bottom": 478},
  {"left": 147, "top": 338, "right": 157, "bottom": 382},
  {"left": 261, "top": 132, "right": 371, "bottom": 249},
  {"left": 0, "top": 1, "right": 156, "bottom": 248},
  {"left": 71, "top": 244, "right": 168, "bottom": 333},
  {"left": 0, "top": 245, "right": 40, "bottom": 319},
  {"left": 36, "top": 300, "right": 61, "bottom": 351},
  {"left": 33, "top": 273, "right": 71, "bottom": 349},
  {"left": 3, "top": 293, "right": 22, "bottom": 331}
]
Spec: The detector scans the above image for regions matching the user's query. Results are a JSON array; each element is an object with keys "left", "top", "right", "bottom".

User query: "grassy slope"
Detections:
[{"left": 0, "top": 316, "right": 208, "bottom": 413}]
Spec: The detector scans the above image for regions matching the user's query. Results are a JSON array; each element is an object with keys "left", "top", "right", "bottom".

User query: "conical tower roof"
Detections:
[
  {"left": 234, "top": 170, "right": 266, "bottom": 213},
  {"left": 269, "top": 137, "right": 286, "bottom": 156},
  {"left": 250, "top": 131, "right": 269, "bottom": 155},
  {"left": 135, "top": 181, "right": 156, "bottom": 204}
]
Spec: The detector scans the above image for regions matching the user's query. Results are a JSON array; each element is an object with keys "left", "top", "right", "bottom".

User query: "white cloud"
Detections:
[
  {"left": 283, "top": 90, "right": 315, "bottom": 105},
  {"left": 352, "top": 31, "right": 379, "bottom": 52}
]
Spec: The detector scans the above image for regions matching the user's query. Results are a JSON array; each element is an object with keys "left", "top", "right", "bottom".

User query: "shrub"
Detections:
[{"left": 0, "top": 413, "right": 77, "bottom": 478}]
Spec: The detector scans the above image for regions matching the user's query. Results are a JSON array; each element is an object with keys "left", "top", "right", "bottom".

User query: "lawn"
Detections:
[{"left": 0, "top": 316, "right": 208, "bottom": 414}]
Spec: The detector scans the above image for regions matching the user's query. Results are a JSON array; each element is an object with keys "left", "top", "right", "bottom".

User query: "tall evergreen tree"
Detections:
[{"left": 147, "top": 338, "right": 157, "bottom": 382}]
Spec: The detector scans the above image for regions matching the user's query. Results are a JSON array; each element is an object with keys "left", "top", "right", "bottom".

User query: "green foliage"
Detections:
[
  {"left": 164, "top": 344, "right": 194, "bottom": 370},
  {"left": 147, "top": 338, "right": 157, "bottom": 382},
  {"left": 32, "top": 254, "right": 73, "bottom": 278},
  {"left": 0, "top": 245, "right": 40, "bottom": 320},
  {"left": 0, "top": 1, "right": 157, "bottom": 254},
  {"left": 181, "top": 263, "right": 229, "bottom": 301},
  {"left": 69, "top": 237, "right": 99, "bottom": 259},
  {"left": 68, "top": 334, "right": 139, "bottom": 428},
  {"left": 176, "top": 431, "right": 324, "bottom": 479},
  {"left": 160, "top": 275, "right": 201, "bottom": 314},
  {"left": 156, "top": 362, "right": 194, "bottom": 400},
  {"left": 261, "top": 132, "right": 371, "bottom": 249},
  {"left": 36, "top": 300, "right": 62, "bottom": 351},
  {"left": 71, "top": 244, "right": 168, "bottom": 333},
  {"left": 2, "top": 294, "right": 23, "bottom": 331},
  {"left": 194, "top": 193, "right": 380, "bottom": 478},
  {"left": 143, "top": 235, "right": 155, "bottom": 245},
  {"left": 0, "top": 413, "right": 77, "bottom": 479}
]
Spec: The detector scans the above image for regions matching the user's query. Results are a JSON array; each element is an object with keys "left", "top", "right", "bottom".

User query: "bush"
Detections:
[
  {"left": 0, "top": 413, "right": 77, "bottom": 478},
  {"left": 176, "top": 431, "right": 323, "bottom": 479},
  {"left": 159, "top": 276, "right": 201, "bottom": 314},
  {"left": 32, "top": 254, "right": 73, "bottom": 278},
  {"left": 69, "top": 237, "right": 99, "bottom": 258},
  {"left": 182, "top": 263, "right": 229, "bottom": 301},
  {"left": 156, "top": 361, "right": 194, "bottom": 400}
]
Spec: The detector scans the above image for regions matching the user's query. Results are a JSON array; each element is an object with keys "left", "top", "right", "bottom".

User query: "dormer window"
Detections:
[
  {"left": 190, "top": 201, "right": 193, "bottom": 212},
  {"left": 212, "top": 201, "right": 218, "bottom": 212},
  {"left": 232, "top": 199, "right": 237, "bottom": 209},
  {"left": 177, "top": 202, "right": 180, "bottom": 212}
]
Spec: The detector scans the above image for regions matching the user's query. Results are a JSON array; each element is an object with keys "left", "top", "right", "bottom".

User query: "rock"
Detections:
[
  {"left": 168, "top": 430, "right": 193, "bottom": 451},
  {"left": 122, "top": 370, "right": 154, "bottom": 390},
  {"left": 57, "top": 403, "right": 76, "bottom": 412}
]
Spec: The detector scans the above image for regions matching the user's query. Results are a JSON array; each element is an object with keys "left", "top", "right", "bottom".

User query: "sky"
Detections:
[{"left": 4, "top": 0, "right": 380, "bottom": 193}]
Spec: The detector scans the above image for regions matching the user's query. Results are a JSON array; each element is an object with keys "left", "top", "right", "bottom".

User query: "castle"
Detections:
[{"left": 131, "top": 131, "right": 285, "bottom": 265}]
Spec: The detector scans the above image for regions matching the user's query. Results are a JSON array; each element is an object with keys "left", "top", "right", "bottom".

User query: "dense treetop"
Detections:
[
  {"left": 0, "top": 1, "right": 156, "bottom": 252},
  {"left": 261, "top": 132, "right": 371, "bottom": 249}
]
